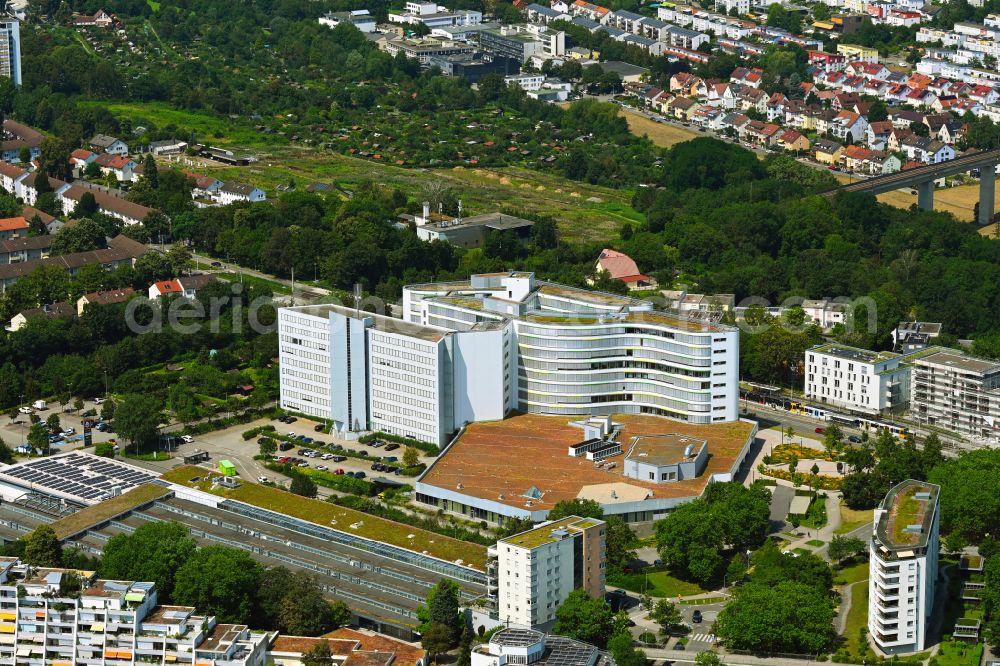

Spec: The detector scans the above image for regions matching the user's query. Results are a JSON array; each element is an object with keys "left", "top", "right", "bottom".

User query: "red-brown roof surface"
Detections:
[
  {"left": 596, "top": 248, "right": 644, "bottom": 281},
  {"left": 420, "top": 413, "right": 756, "bottom": 512},
  {"left": 0, "top": 217, "right": 28, "bottom": 232},
  {"left": 325, "top": 628, "right": 426, "bottom": 666}
]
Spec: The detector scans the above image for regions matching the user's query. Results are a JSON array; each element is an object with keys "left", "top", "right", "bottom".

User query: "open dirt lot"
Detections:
[{"left": 623, "top": 112, "right": 702, "bottom": 148}]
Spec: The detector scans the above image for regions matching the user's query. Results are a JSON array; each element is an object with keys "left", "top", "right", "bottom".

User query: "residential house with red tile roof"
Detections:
[
  {"left": 0, "top": 216, "right": 28, "bottom": 241},
  {"left": 591, "top": 248, "right": 655, "bottom": 290}
]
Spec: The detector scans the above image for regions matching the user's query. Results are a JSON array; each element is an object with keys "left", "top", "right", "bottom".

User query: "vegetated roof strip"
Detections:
[
  {"left": 160, "top": 466, "right": 487, "bottom": 569},
  {"left": 49, "top": 483, "right": 171, "bottom": 540}
]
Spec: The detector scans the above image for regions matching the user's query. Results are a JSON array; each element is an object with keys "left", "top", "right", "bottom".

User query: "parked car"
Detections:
[
  {"left": 60, "top": 428, "right": 76, "bottom": 437},
  {"left": 315, "top": 465, "right": 328, "bottom": 471},
  {"left": 346, "top": 471, "right": 356, "bottom": 478},
  {"left": 331, "top": 455, "right": 346, "bottom": 462},
  {"left": 692, "top": 610, "right": 703, "bottom": 624},
  {"left": 370, "top": 440, "right": 385, "bottom": 448},
  {"left": 297, "top": 461, "right": 309, "bottom": 467},
  {"left": 181, "top": 435, "right": 194, "bottom": 443},
  {"left": 815, "top": 427, "right": 825, "bottom": 434},
  {"left": 357, "top": 450, "right": 368, "bottom": 456},
  {"left": 321, "top": 453, "right": 333, "bottom": 460},
  {"left": 279, "top": 442, "right": 293, "bottom": 451},
  {"left": 334, "top": 468, "right": 345, "bottom": 475},
  {"left": 354, "top": 471, "right": 366, "bottom": 479},
  {"left": 257, "top": 476, "right": 269, "bottom": 483},
  {"left": 314, "top": 424, "right": 325, "bottom": 432},
  {"left": 93, "top": 397, "right": 106, "bottom": 405},
  {"left": 285, "top": 416, "right": 297, "bottom": 423},
  {"left": 211, "top": 261, "right": 223, "bottom": 268},
  {"left": 847, "top": 435, "right": 862, "bottom": 443},
  {"left": 383, "top": 456, "right": 398, "bottom": 463},
  {"left": 17, "top": 406, "right": 32, "bottom": 414},
  {"left": 384, "top": 443, "right": 400, "bottom": 451}
]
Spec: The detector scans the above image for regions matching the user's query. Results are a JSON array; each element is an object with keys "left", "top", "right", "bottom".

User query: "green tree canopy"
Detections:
[
  {"left": 553, "top": 589, "right": 615, "bottom": 648},
  {"left": 23, "top": 525, "right": 62, "bottom": 567},
  {"left": 99, "top": 521, "right": 197, "bottom": 601},
  {"left": 172, "top": 545, "right": 263, "bottom": 624},
  {"left": 714, "top": 580, "right": 834, "bottom": 654}
]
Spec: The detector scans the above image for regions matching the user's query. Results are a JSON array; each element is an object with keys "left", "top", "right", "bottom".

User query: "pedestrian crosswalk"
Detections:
[{"left": 688, "top": 633, "right": 716, "bottom": 643}]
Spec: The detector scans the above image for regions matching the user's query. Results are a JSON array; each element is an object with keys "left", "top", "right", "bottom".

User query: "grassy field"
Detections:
[
  {"left": 935, "top": 641, "right": 984, "bottom": 666},
  {"left": 623, "top": 112, "right": 702, "bottom": 149},
  {"left": 836, "top": 506, "right": 873, "bottom": 535},
  {"left": 216, "top": 271, "right": 292, "bottom": 295},
  {"left": 842, "top": 581, "right": 869, "bottom": 657},
  {"left": 189, "top": 146, "right": 642, "bottom": 242},
  {"left": 610, "top": 570, "right": 707, "bottom": 598},
  {"left": 834, "top": 560, "right": 869, "bottom": 586},
  {"left": 83, "top": 101, "right": 285, "bottom": 148},
  {"left": 161, "top": 465, "right": 488, "bottom": 568}
]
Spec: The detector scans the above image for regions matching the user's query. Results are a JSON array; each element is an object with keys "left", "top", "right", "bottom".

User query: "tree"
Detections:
[
  {"left": 302, "top": 640, "right": 334, "bottom": 666},
  {"left": 421, "top": 624, "right": 453, "bottom": 664},
  {"left": 94, "top": 442, "right": 115, "bottom": 458},
  {"left": 695, "top": 651, "right": 724, "bottom": 666},
  {"left": 605, "top": 516, "right": 639, "bottom": 576},
  {"left": 289, "top": 472, "right": 318, "bottom": 498},
  {"left": 726, "top": 553, "right": 748, "bottom": 586},
  {"left": 99, "top": 521, "right": 197, "bottom": 601},
  {"left": 456, "top": 624, "right": 473, "bottom": 666},
  {"left": 73, "top": 192, "right": 99, "bottom": 219},
  {"left": 547, "top": 498, "right": 604, "bottom": 521},
  {"left": 277, "top": 573, "right": 341, "bottom": 635},
  {"left": 554, "top": 589, "right": 615, "bottom": 648},
  {"left": 27, "top": 422, "right": 50, "bottom": 455},
  {"left": 607, "top": 632, "right": 646, "bottom": 666},
  {"left": 143, "top": 154, "right": 159, "bottom": 189},
  {"left": 403, "top": 446, "right": 420, "bottom": 468},
  {"left": 928, "top": 449, "right": 1000, "bottom": 541},
  {"left": 714, "top": 581, "right": 834, "bottom": 653},
  {"left": 417, "top": 578, "right": 462, "bottom": 643},
  {"left": 827, "top": 535, "right": 866, "bottom": 564},
  {"left": 23, "top": 525, "right": 62, "bottom": 567},
  {"left": 114, "top": 393, "right": 165, "bottom": 454},
  {"left": 173, "top": 545, "right": 262, "bottom": 623},
  {"left": 50, "top": 218, "right": 108, "bottom": 256},
  {"left": 258, "top": 437, "right": 277, "bottom": 457},
  {"left": 27, "top": 215, "right": 47, "bottom": 236},
  {"left": 45, "top": 413, "right": 60, "bottom": 432},
  {"left": 649, "top": 599, "right": 683, "bottom": 635},
  {"left": 0, "top": 437, "right": 13, "bottom": 464}
]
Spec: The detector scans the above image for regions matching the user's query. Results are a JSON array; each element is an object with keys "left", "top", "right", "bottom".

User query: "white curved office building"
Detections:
[
  {"left": 404, "top": 272, "right": 739, "bottom": 424},
  {"left": 278, "top": 272, "right": 739, "bottom": 447}
]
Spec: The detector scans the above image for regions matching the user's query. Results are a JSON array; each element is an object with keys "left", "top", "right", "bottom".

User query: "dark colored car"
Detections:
[
  {"left": 354, "top": 471, "right": 366, "bottom": 479},
  {"left": 314, "top": 424, "right": 325, "bottom": 432},
  {"left": 331, "top": 455, "right": 346, "bottom": 462},
  {"left": 211, "top": 261, "right": 222, "bottom": 268},
  {"left": 848, "top": 435, "right": 862, "bottom": 443},
  {"left": 692, "top": 610, "right": 702, "bottom": 624},
  {"left": 384, "top": 443, "right": 400, "bottom": 451},
  {"left": 286, "top": 416, "right": 297, "bottom": 423},
  {"left": 279, "top": 442, "right": 293, "bottom": 451}
]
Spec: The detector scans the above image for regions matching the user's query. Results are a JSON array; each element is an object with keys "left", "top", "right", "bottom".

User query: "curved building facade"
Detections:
[{"left": 404, "top": 272, "right": 738, "bottom": 424}]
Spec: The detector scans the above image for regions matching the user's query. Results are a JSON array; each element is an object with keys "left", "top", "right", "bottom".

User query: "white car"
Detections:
[
  {"left": 17, "top": 407, "right": 32, "bottom": 414},
  {"left": 321, "top": 453, "right": 333, "bottom": 460},
  {"left": 315, "top": 465, "right": 328, "bottom": 471},
  {"left": 93, "top": 397, "right": 106, "bottom": 405},
  {"left": 257, "top": 476, "right": 269, "bottom": 483},
  {"left": 60, "top": 428, "right": 76, "bottom": 437},
  {"left": 181, "top": 435, "right": 194, "bottom": 443}
]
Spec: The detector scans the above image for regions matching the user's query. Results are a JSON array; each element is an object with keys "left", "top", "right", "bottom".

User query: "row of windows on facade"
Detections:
[
  {"left": 281, "top": 314, "right": 328, "bottom": 330},
  {"left": 371, "top": 344, "right": 436, "bottom": 366},
  {"left": 283, "top": 390, "right": 330, "bottom": 407},
  {"left": 282, "top": 325, "right": 329, "bottom": 341},
  {"left": 372, "top": 358, "right": 436, "bottom": 377},
  {"left": 281, "top": 346, "right": 328, "bottom": 363}
]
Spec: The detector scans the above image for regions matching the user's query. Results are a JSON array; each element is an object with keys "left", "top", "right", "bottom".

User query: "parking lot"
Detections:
[
  {"left": 125, "top": 414, "right": 434, "bottom": 496},
  {"left": 0, "top": 399, "right": 120, "bottom": 454}
]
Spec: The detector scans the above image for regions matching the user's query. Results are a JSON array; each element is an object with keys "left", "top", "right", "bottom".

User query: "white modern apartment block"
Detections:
[
  {"left": 0, "top": 18, "right": 20, "bottom": 86},
  {"left": 278, "top": 303, "right": 511, "bottom": 445},
  {"left": 910, "top": 349, "right": 1000, "bottom": 443},
  {"left": 492, "top": 516, "right": 606, "bottom": 628},
  {"left": 0, "top": 558, "right": 269, "bottom": 665},
  {"left": 804, "top": 343, "right": 915, "bottom": 415},
  {"left": 868, "top": 480, "right": 940, "bottom": 655},
  {"left": 404, "top": 272, "right": 739, "bottom": 424}
]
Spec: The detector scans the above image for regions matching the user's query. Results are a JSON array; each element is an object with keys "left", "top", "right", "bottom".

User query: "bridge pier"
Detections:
[
  {"left": 916, "top": 181, "right": 935, "bottom": 211},
  {"left": 979, "top": 168, "right": 996, "bottom": 226}
]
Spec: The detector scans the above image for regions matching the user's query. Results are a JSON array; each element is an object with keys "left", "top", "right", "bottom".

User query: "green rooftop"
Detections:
[
  {"left": 162, "top": 466, "right": 487, "bottom": 569},
  {"left": 50, "top": 483, "right": 171, "bottom": 540},
  {"left": 876, "top": 479, "right": 939, "bottom": 552},
  {"left": 500, "top": 516, "right": 601, "bottom": 549}
]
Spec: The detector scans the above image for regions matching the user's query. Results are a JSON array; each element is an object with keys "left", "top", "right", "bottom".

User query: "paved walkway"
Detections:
[{"left": 642, "top": 647, "right": 830, "bottom": 666}]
